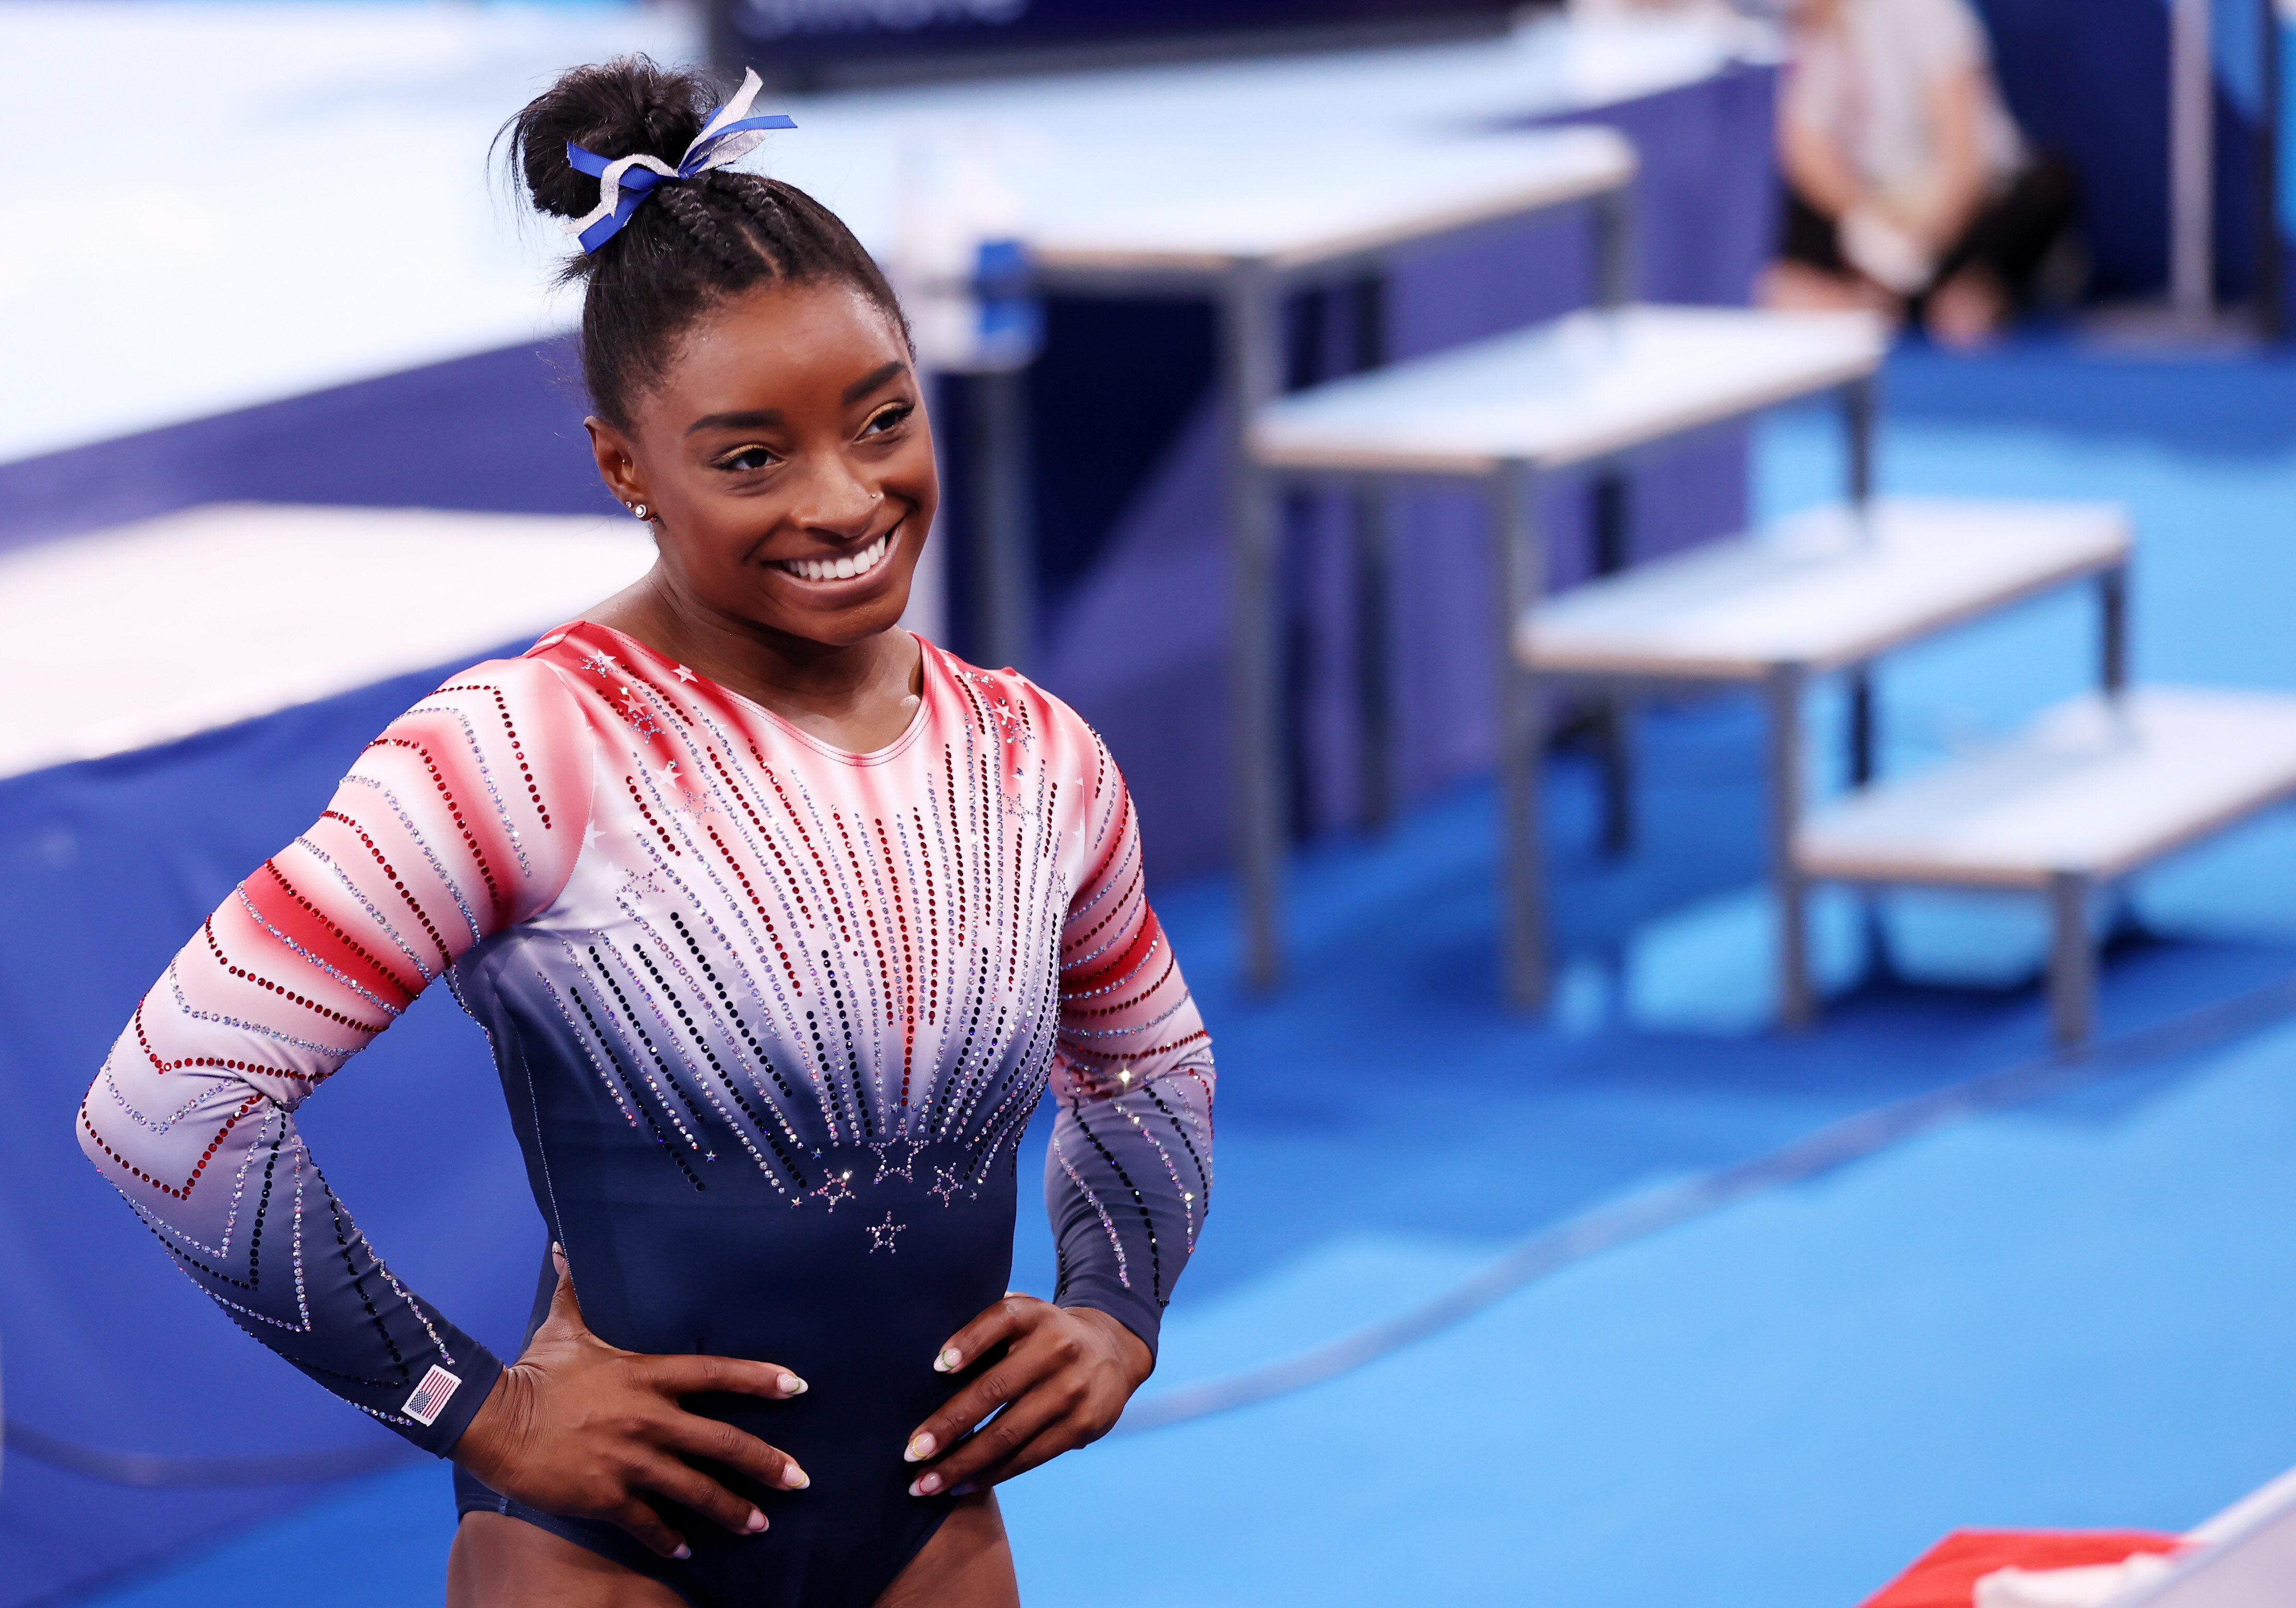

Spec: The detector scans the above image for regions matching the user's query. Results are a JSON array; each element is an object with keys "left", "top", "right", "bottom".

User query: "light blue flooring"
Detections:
[{"left": 66, "top": 343, "right": 2296, "bottom": 1605}]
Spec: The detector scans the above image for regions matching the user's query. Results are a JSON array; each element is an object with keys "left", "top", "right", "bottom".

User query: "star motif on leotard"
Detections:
[
  {"left": 871, "top": 1139, "right": 924, "bottom": 1184},
  {"left": 812, "top": 1167, "right": 856, "bottom": 1211},
  {"left": 929, "top": 1163, "right": 966, "bottom": 1206},
  {"left": 582, "top": 651, "right": 620, "bottom": 677},
  {"left": 865, "top": 1213, "right": 906, "bottom": 1254},
  {"left": 674, "top": 663, "right": 698, "bottom": 682},
  {"left": 582, "top": 823, "right": 604, "bottom": 849}
]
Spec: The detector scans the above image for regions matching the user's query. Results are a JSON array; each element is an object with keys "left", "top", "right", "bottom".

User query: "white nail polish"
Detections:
[
  {"left": 785, "top": 1464, "right": 810, "bottom": 1490},
  {"left": 916, "top": 1472, "right": 942, "bottom": 1495},
  {"left": 779, "top": 1372, "right": 807, "bottom": 1395},
  {"left": 674, "top": 1544, "right": 692, "bottom": 1560},
  {"left": 746, "top": 1509, "right": 767, "bottom": 1533},
  {"left": 905, "top": 1432, "right": 935, "bottom": 1462},
  {"left": 934, "top": 1347, "right": 962, "bottom": 1373}
]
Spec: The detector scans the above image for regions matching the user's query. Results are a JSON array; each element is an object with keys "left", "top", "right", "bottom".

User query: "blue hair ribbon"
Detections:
[{"left": 563, "top": 68, "right": 796, "bottom": 254}]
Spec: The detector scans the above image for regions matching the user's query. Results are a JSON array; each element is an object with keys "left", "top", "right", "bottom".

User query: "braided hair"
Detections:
[{"left": 501, "top": 57, "right": 909, "bottom": 428}]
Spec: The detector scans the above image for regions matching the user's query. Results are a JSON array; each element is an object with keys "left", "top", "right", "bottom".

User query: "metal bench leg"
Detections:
[
  {"left": 1224, "top": 270, "right": 1285, "bottom": 991},
  {"left": 1590, "top": 470, "right": 1634, "bottom": 858},
  {"left": 2099, "top": 564, "right": 2129, "bottom": 698},
  {"left": 1594, "top": 187, "right": 1634, "bottom": 309},
  {"left": 1847, "top": 663, "right": 1893, "bottom": 980},
  {"left": 1844, "top": 375, "right": 1877, "bottom": 520},
  {"left": 968, "top": 367, "right": 1034, "bottom": 674},
  {"left": 1493, "top": 462, "right": 1549, "bottom": 1010},
  {"left": 1353, "top": 483, "right": 1395, "bottom": 832},
  {"left": 1768, "top": 663, "right": 1814, "bottom": 1029},
  {"left": 1595, "top": 694, "right": 1634, "bottom": 859},
  {"left": 2048, "top": 870, "right": 2097, "bottom": 1048}
]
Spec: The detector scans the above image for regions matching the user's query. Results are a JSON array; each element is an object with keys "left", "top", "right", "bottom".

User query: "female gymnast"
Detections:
[{"left": 76, "top": 56, "right": 1214, "bottom": 1608}]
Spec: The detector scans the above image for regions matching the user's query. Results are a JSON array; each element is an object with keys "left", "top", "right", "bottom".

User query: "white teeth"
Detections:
[{"left": 778, "top": 531, "right": 892, "bottom": 584}]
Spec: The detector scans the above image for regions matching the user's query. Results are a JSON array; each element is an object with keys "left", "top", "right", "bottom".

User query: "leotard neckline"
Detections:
[{"left": 562, "top": 618, "right": 935, "bottom": 768}]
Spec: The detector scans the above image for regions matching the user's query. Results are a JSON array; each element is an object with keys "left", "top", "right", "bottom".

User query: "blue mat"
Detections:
[{"left": 45, "top": 339, "right": 2296, "bottom": 1605}]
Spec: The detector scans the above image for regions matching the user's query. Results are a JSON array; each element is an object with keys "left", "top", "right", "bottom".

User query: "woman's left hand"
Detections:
[{"left": 902, "top": 1295, "right": 1152, "bottom": 1497}]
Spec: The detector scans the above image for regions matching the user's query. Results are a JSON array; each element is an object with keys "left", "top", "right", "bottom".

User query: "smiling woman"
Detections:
[{"left": 74, "top": 54, "right": 1214, "bottom": 1608}]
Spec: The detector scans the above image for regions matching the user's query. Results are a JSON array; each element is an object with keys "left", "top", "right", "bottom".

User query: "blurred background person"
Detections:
[{"left": 1758, "top": 0, "right": 2076, "bottom": 347}]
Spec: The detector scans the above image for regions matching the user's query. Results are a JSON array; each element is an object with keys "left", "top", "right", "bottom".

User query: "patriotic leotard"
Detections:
[{"left": 78, "top": 622, "right": 1215, "bottom": 1608}]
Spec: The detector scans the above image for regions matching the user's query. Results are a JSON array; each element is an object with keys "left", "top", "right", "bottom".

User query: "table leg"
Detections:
[
  {"left": 1846, "top": 663, "right": 1893, "bottom": 982},
  {"left": 1492, "top": 462, "right": 1549, "bottom": 1010},
  {"left": 2099, "top": 564, "right": 2129, "bottom": 698},
  {"left": 1592, "top": 470, "right": 1633, "bottom": 857},
  {"left": 1843, "top": 376, "right": 1877, "bottom": 532},
  {"left": 1593, "top": 188, "right": 1634, "bottom": 309},
  {"left": 2047, "top": 870, "right": 2097, "bottom": 1047},
  {"left": 1768, "top": 663, "right": 1814, "bottom": 1029},
  {"left": 1353, "top": 483, "right": 1395, "bottom": 832},
  {"left": 1224, "top": 271, "right": 1285, "bottom": 991},
  {"left": 967, "top": 367, "right": 1033, "bottom": 673}
]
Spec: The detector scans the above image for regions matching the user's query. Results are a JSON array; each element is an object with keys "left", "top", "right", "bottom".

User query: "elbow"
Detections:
[{"left": 74, "top": 1079, "right": 113, "bottom": 1177}]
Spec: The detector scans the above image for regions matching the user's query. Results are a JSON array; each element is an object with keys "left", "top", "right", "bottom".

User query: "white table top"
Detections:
[
  {"left": 0, "top": 505, "right": 653, "bottom": 781},
  {"left": 0, "top": 4, "right": 1752, "bottom": 465},
  {"left": 1247, "top": 305, "right": 1888, "bottom": 477},
  {"left": 1023, "top": 126, "right": 1633, "bottom": 283},
  {"left": 1794, "top": 688, "right": 2296, "bottom": 889},
  {"left": 1519, "top": 498, "right": 2131, "bottom": 680}
]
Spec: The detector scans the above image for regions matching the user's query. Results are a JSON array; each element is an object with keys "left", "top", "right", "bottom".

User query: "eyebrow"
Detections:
[
  {"left": 681, "top": 362, "right": 912, "bottom": 437},
  {"left": 843, "top": 360, "right": 909, "bottom": 405},
  {"left": 686, "top": 409, "right": 783, "bottom": 437}
]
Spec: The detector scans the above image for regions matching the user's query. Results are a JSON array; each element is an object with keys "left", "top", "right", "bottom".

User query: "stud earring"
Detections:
[{"left": 630, "top": 502, "right": 650, "bottom": 520}]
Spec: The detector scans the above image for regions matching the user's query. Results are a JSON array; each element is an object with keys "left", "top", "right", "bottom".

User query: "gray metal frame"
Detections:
[
  {"left": 1777, "top": 559, "right": 2131, "bottom": 1039},
  {"left": 1218, "top": 187, "right": 1635, "bottom": 990}
]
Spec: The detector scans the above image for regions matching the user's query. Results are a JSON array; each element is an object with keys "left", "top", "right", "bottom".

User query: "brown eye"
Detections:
[
  {"left": 862, "top": 403, "right": 912, "bottom": 437},
  {"left": 717, "top": 445, "right": 777, "bottom": 472}
]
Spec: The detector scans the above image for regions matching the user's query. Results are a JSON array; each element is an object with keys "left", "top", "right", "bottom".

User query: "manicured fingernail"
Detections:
[
  {"left": 910, "top": 1472, "right": 943, "bottom": 1496},
  {"left": 745, "top": 1509, "right": 767, "bottom": 1532},
  {"left": 778, "top": 1372, "right": 807, "bottom": 1395},
  {"left": 674, "top": 1544, "right": 692, "bottom": 1559},
  {"left": 783, "top": 1462, "right": 810, "bottom": 1490},
  {"left": 933, "top": 1347, "right": 961, "bottom": 1373},
  {"left": 904, "top": 1432, "right": 935, "bottom": 1462}
]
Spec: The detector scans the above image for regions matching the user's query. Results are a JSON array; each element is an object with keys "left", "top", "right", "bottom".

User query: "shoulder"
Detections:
[
  {"left": 919, "top": 638, "right": 1105, "bottom": 760},
  {"left": 359, "top": 635, "right": 599, "bottom": 802}
]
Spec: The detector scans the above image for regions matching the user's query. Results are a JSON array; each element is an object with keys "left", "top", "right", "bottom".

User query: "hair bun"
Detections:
[{"left": 505, "top": 56, "right": 713, "bottom": 223}]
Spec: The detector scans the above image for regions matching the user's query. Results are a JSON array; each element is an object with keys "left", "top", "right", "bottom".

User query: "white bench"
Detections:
[
  {"left": 1017, "top": 127, "right": 1639, "bottom": 992},
  {"left": 1519, "top": 496, "right": 2133, "bottom": 1025},
  {"left": 1797, "top": 687, "right": 2296, "bottom": 1045},
  {"left": 1248, "top": 304, "right": 1890, "bottom": 1005}
]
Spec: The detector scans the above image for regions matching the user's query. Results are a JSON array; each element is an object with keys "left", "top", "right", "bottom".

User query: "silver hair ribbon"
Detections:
[{"left": 563, "top": 68, "right": 795, "bottom": 253}]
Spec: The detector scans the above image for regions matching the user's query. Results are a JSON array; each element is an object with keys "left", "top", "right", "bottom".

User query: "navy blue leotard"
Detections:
[{"left": 80, "top": 623, "right": 1216, "bottom": 1607}]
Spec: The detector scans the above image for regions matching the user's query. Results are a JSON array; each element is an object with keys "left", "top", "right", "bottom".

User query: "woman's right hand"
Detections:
[{"left": 451, "top": 1245, "right": 811, "bottom": 1559}]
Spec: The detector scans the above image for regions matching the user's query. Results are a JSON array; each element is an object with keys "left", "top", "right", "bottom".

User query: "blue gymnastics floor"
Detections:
[{"left": 64, "top": 338, "right": 2296, "bottom": 1605}]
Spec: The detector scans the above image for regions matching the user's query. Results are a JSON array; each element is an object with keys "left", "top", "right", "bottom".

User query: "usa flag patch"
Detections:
[{"left": 402, "top": 1365, "right": 462, "bottom": 1426}]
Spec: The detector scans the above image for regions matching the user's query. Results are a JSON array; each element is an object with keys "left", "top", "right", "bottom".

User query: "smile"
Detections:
[{"left": 772, "top": 527, "right": 896, "bottom": 585}]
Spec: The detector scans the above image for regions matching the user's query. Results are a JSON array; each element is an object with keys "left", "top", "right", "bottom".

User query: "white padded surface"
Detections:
[
  {"left": 1520, "top": 498, "right": 2131, "bottom": 679},
  {"left": 0, "top": 4, "right": 1745, "bottom": 465},
  {"left": 0, "top": 506, "right": 653, "bottom": 781},
  {"left": 1795, "top": 688, "right": 2296, "bottom": 889},
  {"left": 1247, "top": 305, "right": 1887, "bottom": 475}
]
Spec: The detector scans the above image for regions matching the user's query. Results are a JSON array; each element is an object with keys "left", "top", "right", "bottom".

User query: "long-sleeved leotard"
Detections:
[{"left": 79, "top": 622, "right": 1215, "bottom": 1608}]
